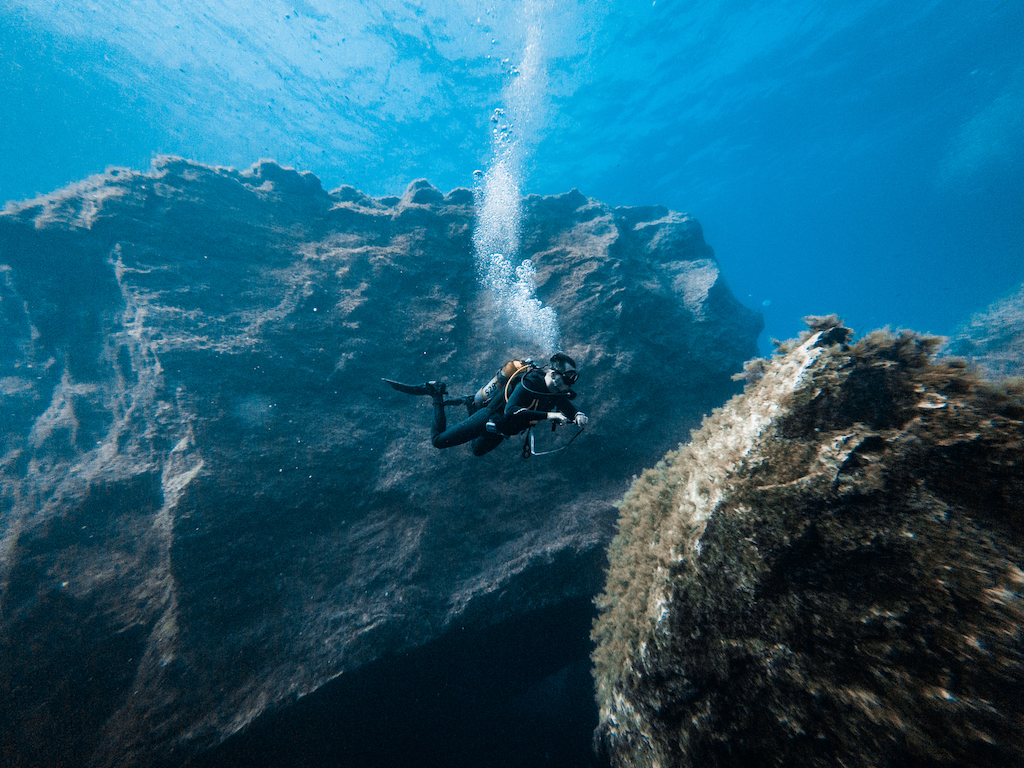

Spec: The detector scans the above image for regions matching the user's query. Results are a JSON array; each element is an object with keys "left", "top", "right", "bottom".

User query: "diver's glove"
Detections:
[
  {"left": 547, "top": 412, "right": 569, "bottom": 424},
  {"left": 574, "top": 413, "right": 589, "bottom": 427}
]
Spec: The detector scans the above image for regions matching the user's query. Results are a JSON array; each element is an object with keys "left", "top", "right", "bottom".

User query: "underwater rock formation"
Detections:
[
  {"left": 592, "top": 318, "right": 1024, "bottom": 768},
  {"left": 943, "top": 282, "right": 1024, "bottom": 380},
  {"left": 0, "top": 157, "right": 761, "bottom": 767}
]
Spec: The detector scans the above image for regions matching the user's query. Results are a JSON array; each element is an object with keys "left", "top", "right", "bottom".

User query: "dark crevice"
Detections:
[{"left": 186, "top": 597, "right": 609, "bottom": 768}]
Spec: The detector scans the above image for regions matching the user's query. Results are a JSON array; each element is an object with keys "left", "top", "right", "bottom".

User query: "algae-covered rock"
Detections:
[{"left": 592, "top": 319, "right": 1024, "bottom": 768}]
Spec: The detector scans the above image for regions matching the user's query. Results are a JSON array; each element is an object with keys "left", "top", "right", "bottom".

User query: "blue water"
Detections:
[{"left": 2, "top": 0, "right": 1022, "bottom": 350}]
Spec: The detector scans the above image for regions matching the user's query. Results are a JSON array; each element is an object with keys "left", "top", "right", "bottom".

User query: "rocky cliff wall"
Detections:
[
  {"left": 592, "top": 318, "right": 1024, "bottom": 768},
  {"left": 0, "top": 157, "right": 761, "bottom": 767},
  {"left": 943, "top": 282, "right": 1024, "bottom": 380}
]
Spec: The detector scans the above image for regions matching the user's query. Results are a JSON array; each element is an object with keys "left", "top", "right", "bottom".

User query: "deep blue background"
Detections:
[{"left": 3, "top": 0, "right": 1022, "bottom": 350}]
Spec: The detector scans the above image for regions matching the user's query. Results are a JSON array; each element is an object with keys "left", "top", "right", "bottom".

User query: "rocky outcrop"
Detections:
[
  {"left": 943, "top": 283, "right": 1024, "bottom": 380},
  {"left": 592, "top": 318, "right": 1024, "bottom": 768},
  {"left": 0, "top": 157, "right": 761, "bottom": 767}
]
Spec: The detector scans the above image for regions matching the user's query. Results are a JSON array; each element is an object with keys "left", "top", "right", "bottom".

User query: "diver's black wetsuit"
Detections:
[{"left": 432, "top": 369, "right": 579, "bottom": 456}]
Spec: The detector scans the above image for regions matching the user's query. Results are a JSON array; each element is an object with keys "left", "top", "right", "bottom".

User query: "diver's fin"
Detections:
[
  {"left": 383, "top": 378, "right": 430, "bottom": 395},
  {"left": 383, "top": 379, "right": 447, "bottom": 397}
]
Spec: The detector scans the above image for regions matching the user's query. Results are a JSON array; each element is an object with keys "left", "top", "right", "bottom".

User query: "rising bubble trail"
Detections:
[{"left": 473, "top": 8, "right": 561, "bottom": 356}]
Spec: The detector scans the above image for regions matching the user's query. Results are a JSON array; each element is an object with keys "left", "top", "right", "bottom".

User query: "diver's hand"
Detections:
[
  {"left": 574, "top": 412, "right": 589, "bottom": 427},
  {"left": 547, "top": 412, "right": 569, "bottom": 424}
]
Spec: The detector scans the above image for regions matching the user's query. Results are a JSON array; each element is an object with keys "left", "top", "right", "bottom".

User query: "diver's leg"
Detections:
[
  {"left": 432, "top": 408, "right": 492, "bottom": 449},
  {"left": 471, "top": 433, "right": 504, "bottom": 456},
  {"left": 431, "top": 396, "right": 448, "bottom": 441}
]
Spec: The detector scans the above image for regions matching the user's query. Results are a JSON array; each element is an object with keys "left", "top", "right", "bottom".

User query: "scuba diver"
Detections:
[{"left": 384, "top": 353, "right": 589, "bottom": 457}]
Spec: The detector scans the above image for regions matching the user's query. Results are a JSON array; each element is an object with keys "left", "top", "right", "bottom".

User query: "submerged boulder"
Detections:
[
  {"left": 592, "top": 318, "right": 1024, "bottom": 768},
  {"left": 0, "top": 157, "right": 760, "bottom": 767}
]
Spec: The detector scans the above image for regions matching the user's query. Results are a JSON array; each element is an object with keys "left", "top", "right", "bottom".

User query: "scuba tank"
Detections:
[{"left": 473, "top": 359, "right": 533, "bottom": 408}]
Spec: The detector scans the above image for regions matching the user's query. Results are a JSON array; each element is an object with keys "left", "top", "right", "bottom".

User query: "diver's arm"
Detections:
[
  {"left": 506, "top": 381, "right": 582, "bottom": 422},
  {"left": 558, "top": 396, "right": 579, "bottom": 421},
  {"left": 503, "top": 381, "right": 549, "bottom": 422}
]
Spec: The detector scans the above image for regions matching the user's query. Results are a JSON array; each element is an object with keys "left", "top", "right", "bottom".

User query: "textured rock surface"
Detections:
[
  {"left": 943, "top": 283, "right": 1024, "bottom": 380},
  {"left": 0, "top": 157, "right": 761, "bottom": 767},
  {"left": 592, "top": 321, "right": 1024, "bottom": 768}
]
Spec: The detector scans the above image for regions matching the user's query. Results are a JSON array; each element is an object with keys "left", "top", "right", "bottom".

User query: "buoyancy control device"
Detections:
[{"left": 473, "top": 359, "right": 534, "bottom": 408}]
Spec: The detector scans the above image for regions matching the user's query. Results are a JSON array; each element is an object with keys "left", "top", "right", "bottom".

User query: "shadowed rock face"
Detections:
[
  {"left": 592, "top": 324, "right": 1024, "bottom": 768},
  {"left": 0, "top": 158, "right": 761, "bottom": 767}
]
